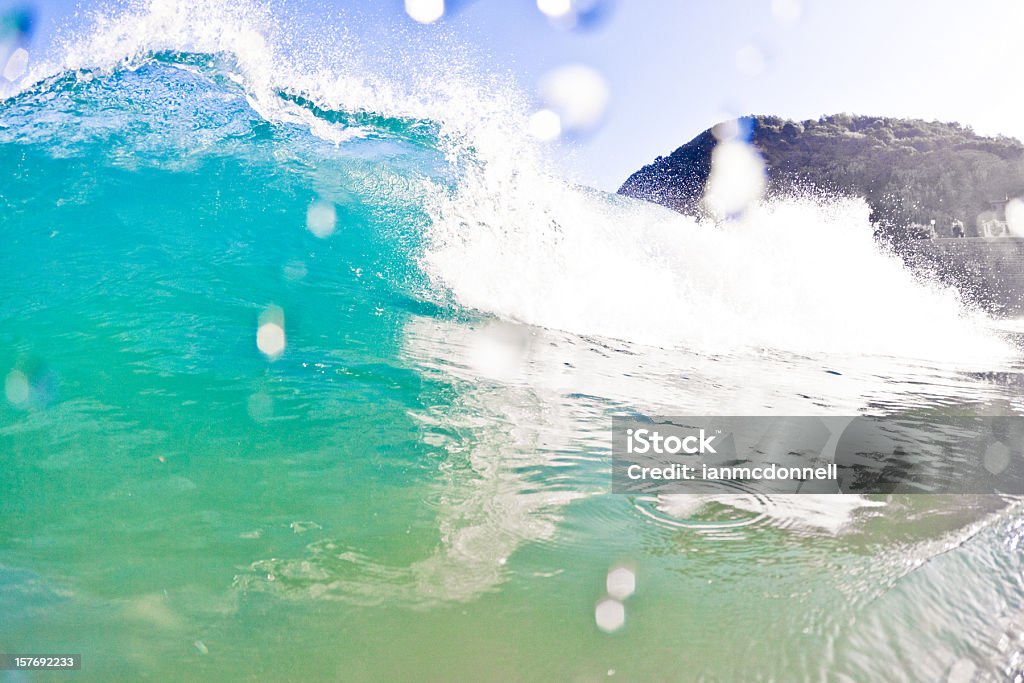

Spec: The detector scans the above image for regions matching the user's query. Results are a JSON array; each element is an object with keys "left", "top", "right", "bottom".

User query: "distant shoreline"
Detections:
[{"left": 619, "top": 114, "right": 1024, "bottom": 242}]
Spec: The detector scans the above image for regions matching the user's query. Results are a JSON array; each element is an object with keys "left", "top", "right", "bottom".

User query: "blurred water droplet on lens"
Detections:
[
  {"left": 528, "top": 108, "right": 562, "bottom": 141},
  {"left": 711, "top": 117, "right": 742, "bottom": 142},
  {"left": 247, "top": 391, "right": 273, "bottom": 422},
  {"left": 605, "top": 566, "right": 635, "bottom": 600},
  {"left": 735, "top": 44, "right": 766, "bottom": 77},
  {"left": 2, "top": 7, "right": 34, "bottom": 38},
  {"left": 595, "top": 598, "right": 625, "bottom": 633},
  {"left": 282, "top": 259, "right": 308, "bottom": 281},
  {"left": 405, "top": 0, "right": 445, "bottom": 24},
  {"left": 536, "top": 0, "right": 573, "bottom": 19},
  {"left": 306, "top": 200, "right": 337, "bottom": 238},
  {"left": 537, "top": 64, "right": 610, "bottom": 138},
  {"left": 946, "top": 657, "right": 977, "bottom": 683},
  {"left": 257, "top": 306, "right": 286, "bottom": 359},
  {"left": 983, "top": 441, "right": 1011, "bottom": 475},
  {"left": 771, "top": 0, "right": 802, "bottom": 24},
  {"left": 1006, "top": 198, "right": 1024, "bottom": 237},
  {"left": 537, "top": 0, "right": 615, "bottom": 31},
  {"left": 4, "top": 369, "right": 29, "bottom": 405},
  {"left": 703, "top": 125, "right": 767, "bottom": 218},
  {"left": 2, "top": 46, "right": 28, "bottom": 81},
  {"left": 466, "top": 322, "right": 528, "bottom": 381}
]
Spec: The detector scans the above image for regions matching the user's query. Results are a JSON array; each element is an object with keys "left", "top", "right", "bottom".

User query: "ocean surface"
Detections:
[{"left": 3, "top": 5, "right": 1024, "bottom": 681}]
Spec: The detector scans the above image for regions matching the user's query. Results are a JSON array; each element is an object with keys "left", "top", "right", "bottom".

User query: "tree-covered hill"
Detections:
[{"left": 618, "top": 114, "right": 1024, "bottom": 239}]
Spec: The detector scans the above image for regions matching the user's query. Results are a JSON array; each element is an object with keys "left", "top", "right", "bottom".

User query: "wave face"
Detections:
[
  {"left": 2, "top": 1, "right": 1010, "bottom": 361},
  {"left": 3, "top": 3, "right": 1024, "bottom": 681}
]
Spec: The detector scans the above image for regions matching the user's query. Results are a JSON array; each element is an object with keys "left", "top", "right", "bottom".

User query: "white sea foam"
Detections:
[{"left": 423, "top": 183, "right": 1011, "bottom": 361}]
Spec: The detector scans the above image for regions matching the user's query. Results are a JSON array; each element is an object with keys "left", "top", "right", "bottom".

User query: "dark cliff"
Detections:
[{"left": 618, "top": 114, "right": 1024, "bottom": 239}]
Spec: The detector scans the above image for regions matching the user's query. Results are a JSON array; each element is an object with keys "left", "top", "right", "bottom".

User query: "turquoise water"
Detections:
[{"left": 4, "top": 28, "right": 1024, "bottom": 682}]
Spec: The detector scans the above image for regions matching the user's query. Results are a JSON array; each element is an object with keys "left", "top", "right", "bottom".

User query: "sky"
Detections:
[{"left": 8, "top": 0, "right": 1024, "bottom": 190}]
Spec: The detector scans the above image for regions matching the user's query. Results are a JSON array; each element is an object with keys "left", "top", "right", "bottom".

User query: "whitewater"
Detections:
[{"left": 2, "top": 1, "right": 1024, "bottom": 680}]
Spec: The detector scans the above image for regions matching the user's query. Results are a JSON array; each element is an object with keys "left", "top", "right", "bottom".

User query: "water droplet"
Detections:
[
  {"left": 702, "top": 137, "right": 767, "bottom": 218},
  {"left": 4, "top": 369, "right": 29, "bottom": 405},
  {"left": 306, "top": 200, "right": 337, "bottom": 238},
  {"left": 257, "top": 306, "right": 286, "bottom": 359},
  {"left": 466, "top": 322, "right": 529, "bottom": 381},
  {"left": 537, "top": 0, "right": 573, "bottom": 19},
  {"left": 595, "top": 598, "right": 625, "bottom": 633},
  {"left": 528, "top": 109, "right": 562, "bottom": 141},
  {"left": 405, "top": 0, "right": 445, "bottom": 24},
  {"left": 282, "top": 259, "right": 308, "bottom": 281},
  {"left": 247, "top": 391, "right": 273, "bottom": 422},
  {"left": 1006, "top": 198, "right": 1024, "bottom": 237},
  {"left": 537, "top": 64, "right": 610, "bottom": 137},
  {"left": 606, "top": 567, "right": 636, "bottom": 600},
  {"left": 984, "top": 441, "right": 1011, "bottom": 475},
  {"left": 3, "top": 47, "right": 29, "bottom": 82},
  {"left": 946, "top": 657, "right": 976, "bottom": 683}
]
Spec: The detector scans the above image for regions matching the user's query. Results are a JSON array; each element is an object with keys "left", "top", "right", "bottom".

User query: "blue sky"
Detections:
[{"left": 11, "top": 0, "right": 1024, "bottom": 190}]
